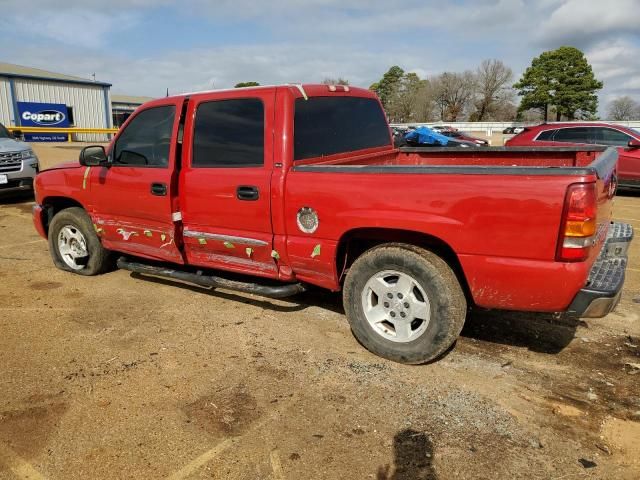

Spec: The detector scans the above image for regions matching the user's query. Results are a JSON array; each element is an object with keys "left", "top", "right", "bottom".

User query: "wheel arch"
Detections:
[
  {"left": 335, "top": 227, "right": 471, "bottom": 301},
  {"left": 40, "top": 196, "right": 87, "bottom": 236}
]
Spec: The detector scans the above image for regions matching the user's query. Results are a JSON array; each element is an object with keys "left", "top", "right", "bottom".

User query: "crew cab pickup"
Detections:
[{"left": 32, "top": 84, "right": 633, "bottom": 363}]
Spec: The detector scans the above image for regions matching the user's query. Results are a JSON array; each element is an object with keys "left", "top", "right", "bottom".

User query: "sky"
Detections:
[{"left": 1, "top": 0, "right": 638, "bottom": 112}]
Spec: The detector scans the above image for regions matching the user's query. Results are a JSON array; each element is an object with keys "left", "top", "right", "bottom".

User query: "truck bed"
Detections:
[
  {"left": 288, "top": 145, "right": 618, "bottom": 311},
  {"left": 295, "top": 146, "right": 612, "bottom": 173}
]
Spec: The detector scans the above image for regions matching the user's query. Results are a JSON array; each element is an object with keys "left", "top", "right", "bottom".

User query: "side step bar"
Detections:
[{"left": 117, "top": 257, "right": 307, "bottom": 299}]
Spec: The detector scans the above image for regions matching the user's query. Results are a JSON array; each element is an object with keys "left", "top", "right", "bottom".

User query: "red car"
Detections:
[
  {"left": 32, "top": 85, "right": 631, "bottom": 364},
  {"left": 505, "top": 122, "right": 640, "bottom": 189}
]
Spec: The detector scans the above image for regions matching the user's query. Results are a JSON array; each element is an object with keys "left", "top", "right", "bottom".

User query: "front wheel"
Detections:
[
  {"left": 48, "top": 207, "right": 112, "bottom": 276},
  {"left": 343, "top": 243, "right": 467, "bottom": 364}
]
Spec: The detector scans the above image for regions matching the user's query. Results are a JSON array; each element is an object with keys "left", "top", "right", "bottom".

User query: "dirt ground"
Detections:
[{"left": 0, "top": 144, "right": 639, "bottom": 480}]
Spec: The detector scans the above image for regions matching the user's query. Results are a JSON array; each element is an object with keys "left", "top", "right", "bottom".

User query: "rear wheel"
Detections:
[
  {"left": 48, "top": 207, "right": 112, "bottom": 276},
  {"left": 343, "top": 243, "right": 466, "bottom": 364}
]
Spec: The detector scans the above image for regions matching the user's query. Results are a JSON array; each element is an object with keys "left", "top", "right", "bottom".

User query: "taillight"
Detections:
[{"left": 556, "top": 183, "right": 597, "bottom": 262}]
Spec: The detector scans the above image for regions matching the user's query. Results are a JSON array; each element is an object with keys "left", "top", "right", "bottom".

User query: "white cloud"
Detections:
[
  {"left": 0, "top": 0, "right": 638, "bottom": 114},
  {"left": 537, "top": 0, "right": 639, "bottom": 47},
  {"left": 0, "top": 10, "right": 138, "bottom": 48}
]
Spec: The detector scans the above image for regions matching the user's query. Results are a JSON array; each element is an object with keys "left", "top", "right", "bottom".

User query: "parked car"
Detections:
[
  {"left": 0, "top": 122, "right": 39, "bottom": 194},
  {"left": 439, "top": 129, "right": 489, "bottom": 146},
  {"left": 32, "top": 84, "right": 632, "bottom": 364},
  {"left": 505, "top": 122, "right": 640, "bottom": 189},
  {"left": 503, "top": 126, "right": 525, "bottom": 134}
]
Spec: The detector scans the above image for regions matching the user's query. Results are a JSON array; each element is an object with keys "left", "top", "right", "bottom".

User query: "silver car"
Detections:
[{"left": 0, "top": 122, "right": 39, "bottom": 194}]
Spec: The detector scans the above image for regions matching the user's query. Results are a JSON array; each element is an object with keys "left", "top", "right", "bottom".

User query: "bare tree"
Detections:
[
  {"left": 608, "top": 96, "right": 639, "bottom": 120},
  {"left": 432, "top": 71, "right": 476, "bottom": 121},
  {"left": 472, "top": 59, "right": 513, "bottom": 121},
  {"left": 321, "top": 77, "right": 349, "bottom": 85}
]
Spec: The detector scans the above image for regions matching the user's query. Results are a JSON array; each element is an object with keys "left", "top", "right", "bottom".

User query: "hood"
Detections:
[
  {"left": 44, "top": 160, "right": 82, "bottom": 171},
  {"left": 0, "top": 137, "right": 31, "bottom": 152}
]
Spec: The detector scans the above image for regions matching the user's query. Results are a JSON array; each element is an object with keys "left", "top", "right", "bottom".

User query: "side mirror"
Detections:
[
  {"left": 12, "top": 129, "right": 22, "bottom": 139},
  {"left": 628, "top": 139, "right": 640, "bottom": 150},
  {"left": 79, "top": 145, "right": 108, "bottom": 166}
]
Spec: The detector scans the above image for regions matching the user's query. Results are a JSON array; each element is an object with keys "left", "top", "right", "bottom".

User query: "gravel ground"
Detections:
[{"left": 0, "top": 144, "right": 638, "bottom": 479}]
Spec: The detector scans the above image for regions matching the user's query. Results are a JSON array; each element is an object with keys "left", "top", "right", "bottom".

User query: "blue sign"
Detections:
[{"left": 17, "top": 101, "right": 69, "bottom": 142}]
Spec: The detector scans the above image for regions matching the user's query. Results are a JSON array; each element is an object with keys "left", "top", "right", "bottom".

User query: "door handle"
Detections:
[
  {"left": 150, "top": 182, "right": 167, "bottom": 196},
  {"left": 236, "top": 185, "right": 259, "bottom": 201}
]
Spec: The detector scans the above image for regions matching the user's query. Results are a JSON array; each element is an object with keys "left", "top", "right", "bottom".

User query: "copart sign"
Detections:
[{"left": 17, "top": 101, "right": 70, "bottom": 142}]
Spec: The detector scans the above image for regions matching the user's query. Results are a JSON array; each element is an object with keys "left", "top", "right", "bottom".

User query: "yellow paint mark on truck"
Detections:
[{"left": 82, "top": 166, "right": 91, "bottom": 190}]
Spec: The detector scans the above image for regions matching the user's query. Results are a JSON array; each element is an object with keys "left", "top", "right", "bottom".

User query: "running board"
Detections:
[{"left": 116, "top": 257, "right": 307, "bottom": 299}]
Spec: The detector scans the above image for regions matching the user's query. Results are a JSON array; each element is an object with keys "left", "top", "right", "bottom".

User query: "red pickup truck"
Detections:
[{"left": 33, "top": 84, "right": 632, "bottom": 363}]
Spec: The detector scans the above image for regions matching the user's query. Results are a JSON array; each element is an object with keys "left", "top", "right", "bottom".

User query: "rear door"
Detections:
[
  {"left": 179, "top": 89, "right": 277, "bottom": 278},
  {"left": 87, "top": 98, "right": 184, "bottom": 263}
]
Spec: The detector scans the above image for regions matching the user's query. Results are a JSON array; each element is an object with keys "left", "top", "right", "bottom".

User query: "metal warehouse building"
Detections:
[
  {"left": 0, "top": 62, "right": 112, "bottom": 141},
  {"left": 111, "top": 94, "right": 153, "bottom": 127}
]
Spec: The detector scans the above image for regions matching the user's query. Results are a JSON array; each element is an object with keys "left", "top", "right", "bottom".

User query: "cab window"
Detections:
[
  {"left": 294, "top": 97, "right": 390, "bottom": 160},
  {"left": 114, "top": 106, "right": 175, "bottom": 167}
]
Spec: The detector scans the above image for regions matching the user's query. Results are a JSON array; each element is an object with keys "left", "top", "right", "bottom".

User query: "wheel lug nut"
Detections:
[
  {"left": 397, "top": 293, "right": 403, "bottom": 299},
  {"left": 387, "top": 293, "right": 393, "bottom": 299},
  {"left": 384, "top": 302, "right": 389, "bottom": 308},
  {"left": 400, "top": 312, "right": 406, "bottom": 318},
  {"left": 390, "top": 311, "right": 396, "bottom": 318},
  {"left": 404, "top": 302, "right": 410, "bottom": 308}
]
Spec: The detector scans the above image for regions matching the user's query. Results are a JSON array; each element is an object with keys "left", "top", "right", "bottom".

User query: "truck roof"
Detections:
[{"left": 167, "top": 83, "right": 376, "bottom": 101}]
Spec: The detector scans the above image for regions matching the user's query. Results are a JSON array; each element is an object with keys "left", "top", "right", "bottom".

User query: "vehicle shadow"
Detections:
[
  {"left": 376, "top": 429, "right": 437, "bottom": 480},
  {"left": 0, "top": 191, "right": 34, "bottom": 204},
  {"left": 127, "top": 272, "right": 344, "bottom": 315},
  {"left": 126, "top": 272, "right": 581, "bottom": 354},
  {"left": 616, "top": 188, "right": 640, "bottom": 198},
  {"left": 460, "top": 308, "right": 584, "bottom": 354}
]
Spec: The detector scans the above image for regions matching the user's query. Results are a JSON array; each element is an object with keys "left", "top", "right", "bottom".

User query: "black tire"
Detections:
[
  {"left": 48, "top": 207, "right": 113, "bottom": 276},
  {"left": 343, "top": 243, "right": 466, "bottom": 364}
]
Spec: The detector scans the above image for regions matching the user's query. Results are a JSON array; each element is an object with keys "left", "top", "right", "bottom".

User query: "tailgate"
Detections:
[{"left": 566, "top": 147, "right": 634, "bottom": 317}]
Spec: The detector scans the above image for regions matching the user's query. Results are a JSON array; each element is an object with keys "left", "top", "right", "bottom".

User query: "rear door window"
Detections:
[
  {"left": 192, "top": 98, "right": 264, "bottom": 168},
  {"left": 294, "top": 96, "right": 390, "bottom": 160},
  {"left": 552, "top": 127, "right": 591, "bottom": 144}
]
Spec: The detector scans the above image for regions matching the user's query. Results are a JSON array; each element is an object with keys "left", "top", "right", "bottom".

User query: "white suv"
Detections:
[{"left": 0, "top": 122, "right": 39, "bottom": 194}]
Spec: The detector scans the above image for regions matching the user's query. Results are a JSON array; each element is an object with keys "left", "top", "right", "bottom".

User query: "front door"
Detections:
[
  {"left": 87, "top": 99, "right": 184, "bottom": 263},
  {"left": 179, "top": 89, "right": 277, "bottom": 278}
]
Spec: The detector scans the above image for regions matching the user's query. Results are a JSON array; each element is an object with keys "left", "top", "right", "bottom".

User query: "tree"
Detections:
[
  {"left": 370, "top": 66, "right": 405, "bottom": 108},
  {"left": 432, "top": 71, "right": 476, "bottom": 121},
  {"left": 234, "top": 81, "right": 260, "bottom": 88},
  {"left": 514, "top": 46, "right": 603, "bottom": 121},
  {"left": 472, "top": 59, "right": 513, "bottom": 121},
  {"left": 385, "top": 72, "right": 429, "bottom": 123},
  {"left": 608, "top": 96, "right": 639, "bottom": 121},
  {"left": 321, "top": 77, "right": 349, "bottom": 85}
]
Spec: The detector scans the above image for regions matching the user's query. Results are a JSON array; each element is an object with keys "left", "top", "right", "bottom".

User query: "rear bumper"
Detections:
[{"left": 567, "top": 222, "right": 633, "bottom": 318}]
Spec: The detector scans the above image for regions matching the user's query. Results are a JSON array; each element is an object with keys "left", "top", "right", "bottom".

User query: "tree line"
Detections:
[{"left": 235, "top": 46, "right": 639, "bottom": 122}]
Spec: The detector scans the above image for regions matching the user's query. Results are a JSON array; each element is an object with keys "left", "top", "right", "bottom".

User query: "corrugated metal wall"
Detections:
[
  {"left": 13, "top": 78, "right": 110, "bottom": 141},
  {"left": 0, "top": 76, "right": 14, "bottom": 126}
]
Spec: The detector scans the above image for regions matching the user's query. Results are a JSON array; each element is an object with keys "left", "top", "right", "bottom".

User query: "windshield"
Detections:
[{"left": 0, "top": 123, "right": 10, "bottom": 139}]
